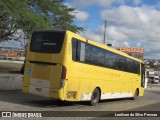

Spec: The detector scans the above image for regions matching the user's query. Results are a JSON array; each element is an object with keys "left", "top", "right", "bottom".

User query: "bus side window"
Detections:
[
  {"left": 72, "top": 39, "right": 77, "bottom": 61},
  {"left": 125, "top": 58, "right": 133, "bottom": 73},
  {"left": 105, "top": 52, "right": 117, "bottom": 69},
  {"left": 115, "top": 55, "right": 126, "bottom": 71},
  {"left": 80, "top": 42, "right": 85, "bottom": 62},
  {"left": 90, "top": 46, "right": 105, "bottom": 66},
  {"left": 72, "top": 38, "right": 86, "bottom": 62},
  {"left": 84, "top": 43, "right": 91, "bottom": 63},
  {"left": 133, "top": 61, "right": 140, "bottom": 74}
]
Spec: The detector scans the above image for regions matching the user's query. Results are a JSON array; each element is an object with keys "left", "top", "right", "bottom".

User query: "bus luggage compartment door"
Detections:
[{"left": 29, "top": 62, "right": 61, "bottom": 97}]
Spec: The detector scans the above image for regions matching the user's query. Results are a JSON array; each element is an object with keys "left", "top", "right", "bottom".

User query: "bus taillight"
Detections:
[
  {"left": 60, "top": 65, "right": 67, "bottom": 88},
  {"left": 61, "top": 65, "right": 67, "bottom": 79}
]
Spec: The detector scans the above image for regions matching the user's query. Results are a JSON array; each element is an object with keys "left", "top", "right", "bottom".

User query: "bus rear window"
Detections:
[{"left": 30, "top": 31, "right": 66, "bottom": 53}]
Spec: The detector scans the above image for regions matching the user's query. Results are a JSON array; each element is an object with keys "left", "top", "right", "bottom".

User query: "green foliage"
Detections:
[
  {"left": 0, "top": 0, "right": 84, "bottom": 44},
  {"left": 0, "top": 1, "right": 16, "bottom": 41},
  {"left": 26, "top": 0, "right": 84, "bottom": 32}
]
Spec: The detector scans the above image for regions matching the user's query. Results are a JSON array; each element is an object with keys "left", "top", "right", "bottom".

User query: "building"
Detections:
[
  {"left": 119, "top": 47, "right": 144, "bottom": 61},
  {"left": 0, "top": 47, "right": 25, "bottom": 60}
]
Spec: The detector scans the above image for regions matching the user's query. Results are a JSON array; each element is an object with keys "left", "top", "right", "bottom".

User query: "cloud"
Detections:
[
  {"left": 123, "top": 42, "right": 130, "bottom": 47},
  {"left": 133, "top": 0, "right": 143, "bottom": 5},
  {"left": 80, "top": 25, "right": 129, "bottom": 48},
  {"left": 101, "top": 5, "right": 160, "bottom": 53},
  {"left": 100, "top": 5, "right": 160, "bottom": 43},
  {"left": 71, "top": 0, "right": 125, "bottom": 8},
  {"left": 65, "top": 2, "right": 89, "bottom": 21},
  {"left": 79, "top": 5, "right": 160, "bottom": 58},
  {"left": 71, "top": 0, "right": 143, "bottom": 8},
  {"left": 136, "top": 42, "right": 142, "bottom": 47},
  {"left": 74, "top": 10, "right": 89, "bottom": 21}
]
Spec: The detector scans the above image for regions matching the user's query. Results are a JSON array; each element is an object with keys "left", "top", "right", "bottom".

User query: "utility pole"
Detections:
[{"left": 104, "top": 20, "right": 107, "bottom": 44}]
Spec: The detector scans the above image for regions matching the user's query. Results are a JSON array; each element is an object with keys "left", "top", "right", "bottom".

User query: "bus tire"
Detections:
[
  {"left": 132, "top": 89, "right": 138, "bottom": 100},
  {"left": 90, "top": 88, "right": 100, "bottom": 106}
]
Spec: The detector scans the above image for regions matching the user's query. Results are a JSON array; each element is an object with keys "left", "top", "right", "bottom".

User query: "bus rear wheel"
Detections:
[
  {"left": 132, "top": 89, "right": 138, "bottom": 100},
  {"left": 90, "top": 88, "right": 100, "bottom": 106}
]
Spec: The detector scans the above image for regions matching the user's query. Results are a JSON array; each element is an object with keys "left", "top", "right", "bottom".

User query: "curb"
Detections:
[
  {"left": 0, "top": 60, "right": 24, "bottom": 64},
  {"left": 0, "top": 75, "right": 23, "bottom": 90}
]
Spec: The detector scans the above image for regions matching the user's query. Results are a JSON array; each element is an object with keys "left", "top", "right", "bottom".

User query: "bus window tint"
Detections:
[
  {"left": 30, "top": 31, "right": 65, "bottom": 53},
  {"left": 125, "top": 58, "right": 132, "bottom": 72},
  {"left": 115, "top": 55, "right": 126, "bottom": 71},
  {"left": 125, "top": 58, "right": 140, "bottom": 74},
  {"left": 72, "top": 39, "right": 77, "bottom": 61},
  {"left": 71, "top": 38, "right": 140, "bottom": 74},
  {"left": 133, "top": 61, "right": 140, "bottom": 74},
  {"left": 104, "top": 52, "right": 117, "bottom": 69},
  {"left": 80, "top": 42, "right": 85, "bottom": 62},
  {"left": 84, "top": 43, "right": 91, "bottom": 63},
  {"left": 90, "top": 46, "right": 105, "bottom": 66}
]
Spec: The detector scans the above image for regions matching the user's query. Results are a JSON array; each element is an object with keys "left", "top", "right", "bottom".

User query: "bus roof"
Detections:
[{"left": 31, "top": 30, "right": 143, "bottom": 63}]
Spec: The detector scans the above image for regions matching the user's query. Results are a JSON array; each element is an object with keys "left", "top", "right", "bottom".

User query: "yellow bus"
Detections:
[{"left": 22, "top": 30, "right": 145, "bottom": 106}]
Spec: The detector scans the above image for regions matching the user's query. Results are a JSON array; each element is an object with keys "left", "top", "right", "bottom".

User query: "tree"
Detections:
[
  {"left": 27, "top": 0, "right": 84, "bottom": 32},
  {"left": 0, "top": 0, "right": 84, "bottom": 47},
  {"left": 0, "top": 1, "right": 17, "bottom": 41},
  {"left": 149, "top": 61, "right": 155, "bottom": 68}
]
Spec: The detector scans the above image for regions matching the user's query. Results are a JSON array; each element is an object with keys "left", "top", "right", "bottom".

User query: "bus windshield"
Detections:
[{"left": 30, "top": 31, "right": 66, "bottom": 53}]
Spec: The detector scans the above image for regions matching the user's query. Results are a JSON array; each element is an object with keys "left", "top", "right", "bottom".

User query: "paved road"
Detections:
[{"left": 0, "top": 84, "right": 159, "bottom": 120}]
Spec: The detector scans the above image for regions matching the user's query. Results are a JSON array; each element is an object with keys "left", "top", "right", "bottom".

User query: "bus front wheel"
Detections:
[{"left": 90, "top": 88, "right": 100, "bottom": 106}]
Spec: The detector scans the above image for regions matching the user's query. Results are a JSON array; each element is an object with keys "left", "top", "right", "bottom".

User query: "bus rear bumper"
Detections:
[
  {"left": 50, "top": 89, "right": 64, "bottom": 100},
  {"left": 22, "top": 85, "right": 64, "bottom": 100}
]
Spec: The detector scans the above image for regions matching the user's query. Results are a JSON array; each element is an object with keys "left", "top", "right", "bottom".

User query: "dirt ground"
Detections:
[{"left": 0, "top": 62, "right": 23, "bottom": 75}]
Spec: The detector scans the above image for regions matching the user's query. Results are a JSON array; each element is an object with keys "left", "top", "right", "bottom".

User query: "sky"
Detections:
[
  {"left": 65, "top": 0, "right": 160, "bottom": 59},
  {"left": 1, "top": 0, "right": 160, "bottom": 59}
]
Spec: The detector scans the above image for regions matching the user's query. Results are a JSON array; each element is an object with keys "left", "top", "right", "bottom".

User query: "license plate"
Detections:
[{"left": 35, "top": 88, "right": 42, "bottom": 92}]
